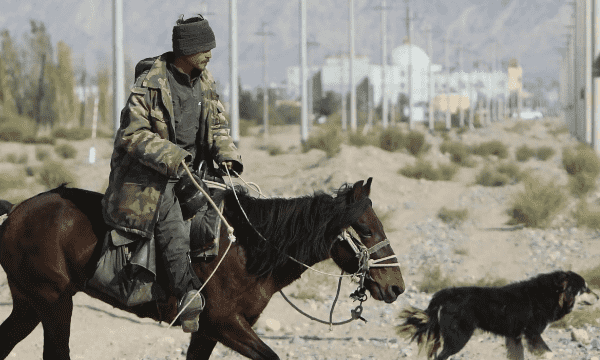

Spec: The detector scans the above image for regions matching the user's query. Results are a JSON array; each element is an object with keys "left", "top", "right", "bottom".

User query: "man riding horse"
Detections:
[{"left": 102, "top": 14, "right": 243, "bottom": 333}]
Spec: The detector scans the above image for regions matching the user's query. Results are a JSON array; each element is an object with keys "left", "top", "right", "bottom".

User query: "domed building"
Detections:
[{"left": 388, "top": 43, "right": 431, "bottom": 103}]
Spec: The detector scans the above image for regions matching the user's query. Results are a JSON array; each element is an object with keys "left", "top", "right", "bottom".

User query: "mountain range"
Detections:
[{"left": 1, "top": 0, "right": 571, "bottom": 96}]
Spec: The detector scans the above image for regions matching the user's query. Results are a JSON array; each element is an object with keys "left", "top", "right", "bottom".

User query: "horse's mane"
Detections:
[{"left": 223, "top": 184, "right": 369, "bottom": 278}]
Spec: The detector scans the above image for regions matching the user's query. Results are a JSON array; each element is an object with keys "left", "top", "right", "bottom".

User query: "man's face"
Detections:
[{"left": 184, "top": 49, "right": 212, "bottom": 71}]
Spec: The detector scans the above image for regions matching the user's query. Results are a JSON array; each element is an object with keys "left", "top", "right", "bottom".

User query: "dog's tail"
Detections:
[{"left": 396, "top": 306, "right": 442, "bottom": 359}]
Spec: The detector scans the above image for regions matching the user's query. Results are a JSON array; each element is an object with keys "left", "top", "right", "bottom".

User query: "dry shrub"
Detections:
[
  {"left": 399, "top": 159, "right": 457, "bottom": 181},
  {"left": 0, "top": 125, "right": 24, "bottom": 142},
  {"left": 569, "top": 172, "right": 597, "bottom": 197},
  {"left": 379, "top": 127, "right": 406, "bottom": 152},
  {"left": 54, "top": 143, "right": 78, "bottom": 159},
  {"left": 37, "top": 161, "right": 78, "bottom": 189},
  {"left": 535, "top": 146, "right": 555, "bottom": 161},
  {"left": 4, "top": 153, "right": 28, "bottom": 164},
  {"left": 572, "top": 201, "right": 600, "bottom": 230},
  {"left": 405, "top": 130, "right": 430, "bottom": 157},
  {"left": 562, "top": 144, "right": 600, "bottom": 177},
  {"left": 437, "top": 206, "right": 469, "bottom": 226},
  {"left": 348, "top": 129, "right": 379, "bottom": 147},
  {"left": 35, "top": 147, "right": 51, "bottom": 161},
  {"left": 418, "top": 266, "right": 454, "bottom": 293},
  {"left": 52, "top": 127, "right": 91, "bottom": 141},
  {"left": 504, "top": 121, "right": 532, "bottom": 135},
  {"left": 506, "top": 176, "right": 566, "bottom": 228},
  {"left": 23, "top": 136, "right": 56, "bottom": 145},
  {"left": 475, "top": 166, "right": 510, "bottom": 187},
  {"left": 515, "top": 145, "right": 535, "bottom": 162},
  {"left": 302, "top": 126, "right": 342, "bottom": 158},
  {"left": 440, "top": 141, "right": 476, "bottom": 167},
  {"left": 470, "top": 140, "right": 509, "bottom": 159}
]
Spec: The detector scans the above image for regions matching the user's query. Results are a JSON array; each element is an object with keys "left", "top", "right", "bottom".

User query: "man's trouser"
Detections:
[{"left": 154, "top": 180, "right": 202, "bottom": 298}]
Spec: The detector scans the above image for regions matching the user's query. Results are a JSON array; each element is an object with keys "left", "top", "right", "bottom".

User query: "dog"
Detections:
[{"left": 397, "top": 270, "right": 598, "bottom": 360}]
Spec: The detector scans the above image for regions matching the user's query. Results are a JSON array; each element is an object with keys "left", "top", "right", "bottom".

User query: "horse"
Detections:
[{"left": 0, "top": 177, "right": 405, "bottom": 360}]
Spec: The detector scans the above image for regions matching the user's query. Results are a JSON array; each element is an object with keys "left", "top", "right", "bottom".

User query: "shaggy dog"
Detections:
[{"left": 397, "top": 271, "right": 598, "bottom": 360}]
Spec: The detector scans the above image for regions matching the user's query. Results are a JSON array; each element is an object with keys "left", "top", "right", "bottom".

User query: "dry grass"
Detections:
[
  {"left": 437, "top": 206, "right": 469, "bottom": 226},
  {"left": 506, "top": 176, "right": 567, "bottom": 228},
  {"left": 399, "top": 159, "right": 458, "bottom": 181}
]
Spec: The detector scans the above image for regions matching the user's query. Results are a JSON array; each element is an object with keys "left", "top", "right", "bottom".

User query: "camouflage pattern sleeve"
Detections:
[{"left": 116, "top": 87, "right": 191, "bottom": 178}]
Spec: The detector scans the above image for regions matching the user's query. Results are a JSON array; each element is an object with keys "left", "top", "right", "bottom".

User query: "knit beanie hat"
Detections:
[{"left": 172, "top": 15, "right": 216, "bottom": 56}]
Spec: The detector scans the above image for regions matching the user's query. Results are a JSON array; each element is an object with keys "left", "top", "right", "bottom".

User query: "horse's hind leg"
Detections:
[
  {"left": 0, "top": 285, "right": 41, "bottom": 359},
  {"left": 185, "top": 333, "right": 217, "bottom": 360},
  {"left": 37, "top": 293, "right": 74, "bottom": 360}
]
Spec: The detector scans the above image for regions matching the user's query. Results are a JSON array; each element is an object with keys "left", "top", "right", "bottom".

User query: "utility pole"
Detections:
[
  {"left": 307, "top": 35, "right": 320, "bottom": 129},
  {"left": 349, "top": 0, "right": 357, "bottom": 132},
  {"left": 229, "top": 0, "right": 239, "bottom": 146},
  {"left": 256, "top": 22, "right": 275, "bottom": 138},
  {"left": 376, "top": 0, "right": 390, "bottom": 128},
  {"left": 458, "top": 43, "right": 464, "bottom": 128},
  {"left": 112, "top": 0, "right": 124, "bottom": 134},
  {"left": 406, "top": 0, "right": 414, "bottom": 130},
  {"left": 444, "top": 35, "right": 451, "bottom": 130},
  {"left": 593, "top": 0, "right": 600, "bottom": 151},
  {"left": 340, "top": 48, "right": 347, "bottom": 131},
  {"left": 300, "top": 0, "right": 309, "bottom": 143},
  {"left": 426, "top": 23, "right": 434, "bottom": 132},
  {"left": 468, "top": 52, "right": 474, "bottom": 129}
]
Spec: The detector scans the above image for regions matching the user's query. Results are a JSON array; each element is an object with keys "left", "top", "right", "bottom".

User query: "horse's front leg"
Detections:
[
  {"left": 215, "top": 314, "right": 279, "bottom": 360},
  {"left": 186, "top": 333, "right": 217, "bottom": 360}
]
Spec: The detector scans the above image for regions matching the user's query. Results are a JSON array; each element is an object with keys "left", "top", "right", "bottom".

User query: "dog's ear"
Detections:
[{"left": 555, "top": 272, "right": 569, "bottom": 309}]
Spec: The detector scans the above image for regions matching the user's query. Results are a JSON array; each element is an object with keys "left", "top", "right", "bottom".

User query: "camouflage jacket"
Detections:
[{"left": 102, "top": 52, "right": 243, "bottom": 238}]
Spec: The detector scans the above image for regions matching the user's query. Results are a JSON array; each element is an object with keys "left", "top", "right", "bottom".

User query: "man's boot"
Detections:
[{"left": 178, "top": 290, "right": 205, "bottom": 333}]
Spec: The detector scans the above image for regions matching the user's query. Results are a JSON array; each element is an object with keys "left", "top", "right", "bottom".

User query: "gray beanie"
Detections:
[{"left": 172, "top": 15, "right": 216, "bottom": 56}]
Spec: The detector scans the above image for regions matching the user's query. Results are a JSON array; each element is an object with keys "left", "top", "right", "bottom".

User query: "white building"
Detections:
[{"left": 287, "top": 43, "right": 508, "bottom": 115}]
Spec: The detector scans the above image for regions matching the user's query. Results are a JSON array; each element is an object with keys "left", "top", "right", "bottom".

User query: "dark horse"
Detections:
[{"left": 0, "top": 178, "right": 404, "bottom": 359}]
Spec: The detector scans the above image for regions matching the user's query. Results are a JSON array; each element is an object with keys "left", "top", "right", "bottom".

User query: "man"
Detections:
[{"left": 102, "top": 14, "right": 243, "bottom": 333}]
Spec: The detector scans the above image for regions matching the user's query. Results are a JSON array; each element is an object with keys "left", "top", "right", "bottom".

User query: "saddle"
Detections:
[{"left": 86, "top": 174, "right": 226, "bottom": 307}]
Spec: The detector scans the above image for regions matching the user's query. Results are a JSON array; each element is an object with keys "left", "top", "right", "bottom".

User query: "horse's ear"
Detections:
[
  {"left": 364, "top": 177, "right": 373, "bottom": 196},
  {"left": 352, "top": 180, "right": 365, "bottom": 201}
]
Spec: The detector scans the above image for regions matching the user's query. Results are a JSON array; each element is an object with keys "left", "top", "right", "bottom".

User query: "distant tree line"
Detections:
[{"left": 0, "top": 20, "right": 128, "bottom": 136}]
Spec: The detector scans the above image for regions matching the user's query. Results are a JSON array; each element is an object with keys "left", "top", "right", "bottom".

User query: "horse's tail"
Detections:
[{"left": 396, "top": 305, "right": 442, "bottom": 359}]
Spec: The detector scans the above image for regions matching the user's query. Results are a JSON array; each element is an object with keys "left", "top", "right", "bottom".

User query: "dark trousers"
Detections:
[{"left": 154, "top": 180, "right": 201, "bottom": 298}]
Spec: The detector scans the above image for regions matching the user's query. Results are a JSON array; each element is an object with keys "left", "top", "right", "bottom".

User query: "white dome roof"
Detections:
[{"left": 392, "top": 44, "right": 429, "bottom": 70}]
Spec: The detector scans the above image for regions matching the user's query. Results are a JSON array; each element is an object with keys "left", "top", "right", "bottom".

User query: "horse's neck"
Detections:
[{"left": 274, "top": 253, "right": 333, "bottom": 291}]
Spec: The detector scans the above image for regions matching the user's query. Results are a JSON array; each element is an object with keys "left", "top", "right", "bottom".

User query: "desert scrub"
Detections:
[
  {"left": 302, "top": 126, "right": 342, "bottom": 158},
  {"left": 535, "top": 146, "right": 555, "bottom": 161},
  {"left": 439, "top": 140, "right": 476, "bottom": 167},
  {"left": 379, "top": 127, "right": 406, "bottom": 152},
  {"left": 475, "top": 162, "right": 523, "bottom": 187},
  {"left": 37, "top": 161, "right": 78, "bottom": 189},
  {"left": 52, "top": 127, "right": 91, "bottom": 141},
  {"left": 506, "top": 176, "right": 566, "bottom": 228},
  {"left": 548, "top": 124, "right": 569, "bottom": 137},
  {"left": 405, "top": 130, "right": 431, "bottom": 156},
  {"left": 437, "top": 206, "right": 469, "bottom": 226},
  {"left": 572, "top": 201, "right": 600, "bottom": 230},
  {"left": 562, "top": 144, "right": 600, "bottom": 177},
  {"left": 258, "top": 143, "right": 284, "bottom": 156},
  {"left": 515, "top": 145, "right": 535, "bottom": 162},
  {"left": 470, "top": 140, "right": 509, "bottom": 159},
  {"left": 54, "top": 143, "right": 78, "bottom": 159},
  {"left": 348, "top": 129, "right": 379, "bottom": 147},
  {"left": 23, "top": 136, "right": 55, "bottom": 145},
  {"left": 399, "top": 159, "right": 458, "bottom": 181},
  {"left": 568, "top": 172, "right": 597, "bottom": 197},
  {"left": 504, "top": 121, "right": 532, "bottom": 135},
  {"left": 4, "top": 153, "right": 28, "bottom": 164},
  {"left": 417, "top": 265, "right": 454, "bottom": 293},
  {"left": 35, "top": 147, "right": 51, "bottom": 161}
]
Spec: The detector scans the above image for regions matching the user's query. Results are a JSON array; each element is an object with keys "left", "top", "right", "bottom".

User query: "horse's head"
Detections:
[{"left": 330, "top": 178, "right": 405, "bottom": 303}]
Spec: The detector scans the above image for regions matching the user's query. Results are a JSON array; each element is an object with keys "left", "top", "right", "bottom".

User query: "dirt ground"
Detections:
[{"left": 0, "top": 117, "right": 599, "bottom": 360}]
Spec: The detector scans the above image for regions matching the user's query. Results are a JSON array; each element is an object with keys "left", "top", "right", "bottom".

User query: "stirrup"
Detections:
[{"left": 178, "top": 290, "right": 205, "bottom": 333}]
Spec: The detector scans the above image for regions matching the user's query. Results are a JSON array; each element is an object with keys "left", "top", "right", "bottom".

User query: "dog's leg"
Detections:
[
  {"left": 506, "top": 337, "right": 525, "bottom": 360},
  {"left": 525, "top": 333, "right": 551, "bottom": 356},
  {"left": 435, "top": 312, "right": 475, "bottom": 360}
]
